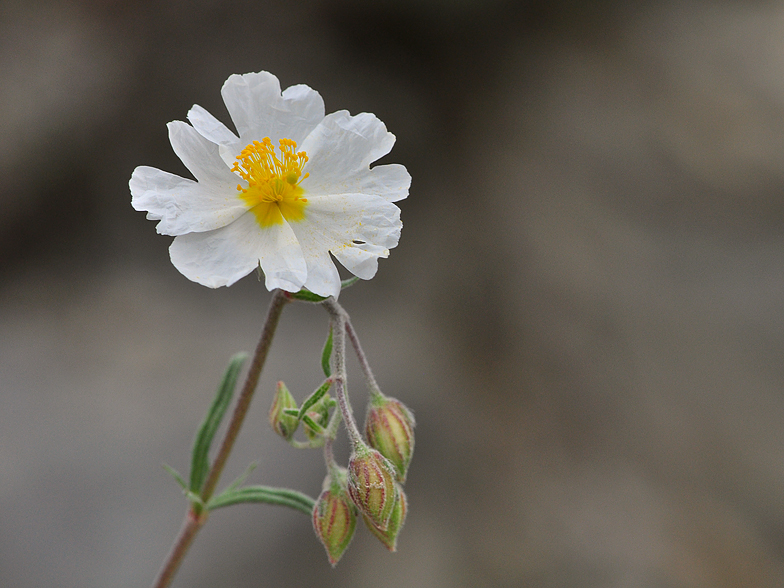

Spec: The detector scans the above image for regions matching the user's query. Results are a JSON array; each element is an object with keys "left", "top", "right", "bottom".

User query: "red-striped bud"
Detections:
[
  {"left": 312, "top": 470, "right": 357, "bottom": 566},
  {"left": 268, "top": 381, "right": 298, "bottom": 440},
  {"left": 363, "top": 484, "right": 407, "bottom": 551},
  {"left": 365, "top": 394, "right": 415, "bottom": 482},
  {"left": 347, "top": 446, "right": 397, "bottom": 531}
]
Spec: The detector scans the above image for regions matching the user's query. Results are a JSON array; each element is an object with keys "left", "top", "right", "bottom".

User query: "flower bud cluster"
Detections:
[
  {"left": 275, "top": 332, "right": 415, "bottom": 564},
  {"left": 341, "top": 392, "right": 415, "bottom": 553}
]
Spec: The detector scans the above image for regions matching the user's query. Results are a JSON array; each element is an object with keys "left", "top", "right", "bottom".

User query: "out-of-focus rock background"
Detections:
[{"left": 2, "top": 0, "right": 784, "bottom": 586}]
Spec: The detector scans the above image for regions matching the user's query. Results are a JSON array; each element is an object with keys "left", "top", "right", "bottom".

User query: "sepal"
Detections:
[
  {"left": 363, "top": 484, "right": 407, "bottom": 551},
  {"left": 290, "top": 277, "right": 362, "bottom": 302},
  {"left": 303, "top": 393, "right": 332, "bottom": 442}
]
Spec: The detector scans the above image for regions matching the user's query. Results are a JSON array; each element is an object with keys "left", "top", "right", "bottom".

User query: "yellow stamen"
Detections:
[{"left": 231, "top": 137, "right": 309, "bottom": 227}]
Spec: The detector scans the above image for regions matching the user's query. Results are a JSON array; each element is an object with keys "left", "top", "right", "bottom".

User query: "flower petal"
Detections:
[
  {"left": 332, "top": 246, "right": 387, "bottom": 281},
  {"left": 221, "top": 72, "right": 325, "bottom": 147},
  {"left": 187, "top": 104, "right": 241, "bottom": 148},
  {"left": 130, "top": 165, "right": 247, "bottom": 236},
  {"left": 169, "top": 212, "right": 308, "bottom": 290},
  {"left": 349, "top": 163, "right": 410, "bottom": 203},
  {"left": 301, "top": 251, "right": 342, "bottom": 299},
  {"left": 288, "top": 193, "right": 402, "bottom": 295},
  {"left": 299, "top": 111, "right": 403, "bottom": 199},
  {"left": 167, "top": 121, "right": 239, "bottom": 187}
]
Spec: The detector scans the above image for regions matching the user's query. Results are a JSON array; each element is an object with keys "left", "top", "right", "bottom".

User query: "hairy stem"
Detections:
[
  {"left": 151, "top": 507, "right": 207, "bottom": 588},
  {"left": 321, "top": 299, "right": 363, "bottom": 448},
  {"left": 344, "top": 317, "right": 381, "bottom": 395},
  {"left": 151, "top": 289, "right": 290, "bottom": 588}
]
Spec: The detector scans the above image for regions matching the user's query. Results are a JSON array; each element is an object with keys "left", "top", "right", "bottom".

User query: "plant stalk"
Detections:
[
  {"left": 151, "top": 289, "right": 290, "bottom": 588},
  {"left": 321, "top": 299, "right": 363, "bottom": 448}
]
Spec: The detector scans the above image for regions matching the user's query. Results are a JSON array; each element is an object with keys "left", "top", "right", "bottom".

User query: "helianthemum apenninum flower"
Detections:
[{"left": 130, "top": 71, "right": 409, "bottom": 297}]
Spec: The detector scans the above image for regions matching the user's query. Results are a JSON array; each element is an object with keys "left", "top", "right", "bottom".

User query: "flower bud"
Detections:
[
  {"left": 304, "top": 393, "right": 331, "bottom": 441},
  {"left": 312, "top": 471, "right": 357, "bottom": 566},
  {"left": 364, "top": 394, "right": 415, "bottom": 482},
  {"left": 268, "top": 381, "right": 298, "bottom": 440},
  {"left": 347, "top": 446, "right": 397, "bottom": 531},
  {"left": 363, "top": 484, "right": 407, "bottom": 551}
]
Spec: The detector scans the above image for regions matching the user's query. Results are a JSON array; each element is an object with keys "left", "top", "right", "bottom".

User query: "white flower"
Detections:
[{"left": 130, "top": 72, "right": 409, "bottom": 298}]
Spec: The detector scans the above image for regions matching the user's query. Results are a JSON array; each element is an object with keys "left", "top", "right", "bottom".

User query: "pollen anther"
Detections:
[{"left": 232, "top": 137, "right": 309, "bottom": 227}]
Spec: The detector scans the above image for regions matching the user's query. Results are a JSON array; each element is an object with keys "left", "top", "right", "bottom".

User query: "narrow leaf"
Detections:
[
  {"left": 224, "top": 462, "right": 258, "bottom": 493},
  {"left": 301, "top": 414, "right": 324, "bottom": 434},
  {"left": 163, "top": 463, "right": 187, "bottom": 490},
  {"left": 207, "top": 486, "right": 316, "bottom": 515},
  {"left": 321, "top": 325, "right": 333, "bottom": 377},
  {"left": 185, "top": 490, "right": 205, "bottom": 508},
  {"left": 298, "top": 380, "right": 332, "bottom": 420},
  {"left": 189, "top": 353, "right": 248, "bottom": 494}
]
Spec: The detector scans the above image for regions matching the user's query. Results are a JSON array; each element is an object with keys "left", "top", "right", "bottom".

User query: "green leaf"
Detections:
[
  {"left": 185, "top": 490, "right": 205, "bottom": 508},
  {"left": 301, "top": 413, "right": 324, "bottom": 435},
  {"left": 290, "top": 289, "right": 328, "bottom": 302},
  {"left": 340, "top": 276, "right": 360, "bottom": 290},
  {"left": 224, "top": 462, "right": 258, "bottom": 494},
  {"left": 290, "top": 278, "right": 361, "bottom": 303},
  {"left": 189, "top": 353, "right": 248, "bottom": 494},
  {"left": 298, "top": 379, "right": 332, "bottom": 419},
  {"left": 163, "top": 463, "right": 188, "bottom": 490},
  {"left": 207, "top": 486, "right": 316, "bottom": 515},
  {"left": 321, "top": 325, "right": 333, "bottom": 377}
]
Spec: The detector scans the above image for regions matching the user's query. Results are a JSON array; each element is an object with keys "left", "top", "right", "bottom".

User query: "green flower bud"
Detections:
[
  {"left": 304, "top": 393, "right": 331, "bottom": 441},
  {"left": 363, "top": 484, "right": 407, "bottom": 551},
  {"left": 312, "top": 470, "right": 357, "bottom": 566},
  {"left": 268, "top": 381, "right": 298, "bottom": 440},
  {"left": 347, "top": 446, "right": 397, "bottom": 531},
  {"left": 364, "top": 394, "right": 415, "bottom": 482}
]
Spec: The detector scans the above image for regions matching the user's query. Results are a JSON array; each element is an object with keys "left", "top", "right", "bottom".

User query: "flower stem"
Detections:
[
  {"left": 200, "top": 289, "right": 289, "bottom": 502},
  {"left": 151, "top": 507, "right": 207, "bottom": 588},
  {"left": 344, "top": 317, "right": 381, "bottom": 396},
  {"left": 151, "top": 289, "right": 290, "bottom": 588},
  {"left": 321, "top": 299, "right": 363, "bottom": 449},
  {"left": 322, "top": 392, "right": 344, "bottom": 477}
]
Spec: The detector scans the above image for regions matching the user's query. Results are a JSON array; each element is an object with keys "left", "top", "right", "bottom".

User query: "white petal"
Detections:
[
  {"left": 304, "top": 161, "right": 409, "bottom": 203},
  {"left": 299, "top": 111, "right": 401, "bottom": 197},
  {"left": 351, "top": 163, "right": 410, "bottom": 203},
  {"left": 169, "top": 212, "right": 308, "bottom": 290},
  {"left": 331, "top": 246, "right": 385, "bottom": 280},
  {"left": 221, "top": 72, "right": 325, "bottom": 146},
  {"left": 302, "top": 252, "right": 342, "bottom": 298},
  {"left": 167, "top": 121, "right": 239, "bottom": 187},
  {"left": 187, "top": 104, "right": 241, "bottom": 148},
  {"left": 288, "top": 193, "right": 402, "bottom": 293},
  {"left": 130, "top": 166, "right": 247, "bottom": 236}
]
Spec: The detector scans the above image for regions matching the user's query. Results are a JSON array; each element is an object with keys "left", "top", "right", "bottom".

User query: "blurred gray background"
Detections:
[{"left": 2, "top": 0, "right": 784, "bottom": 586}]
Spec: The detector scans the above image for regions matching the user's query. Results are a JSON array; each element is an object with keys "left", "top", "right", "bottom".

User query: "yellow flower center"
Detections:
[{"left": 231, "top": 137, "right": 309, "bottom": 227}]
